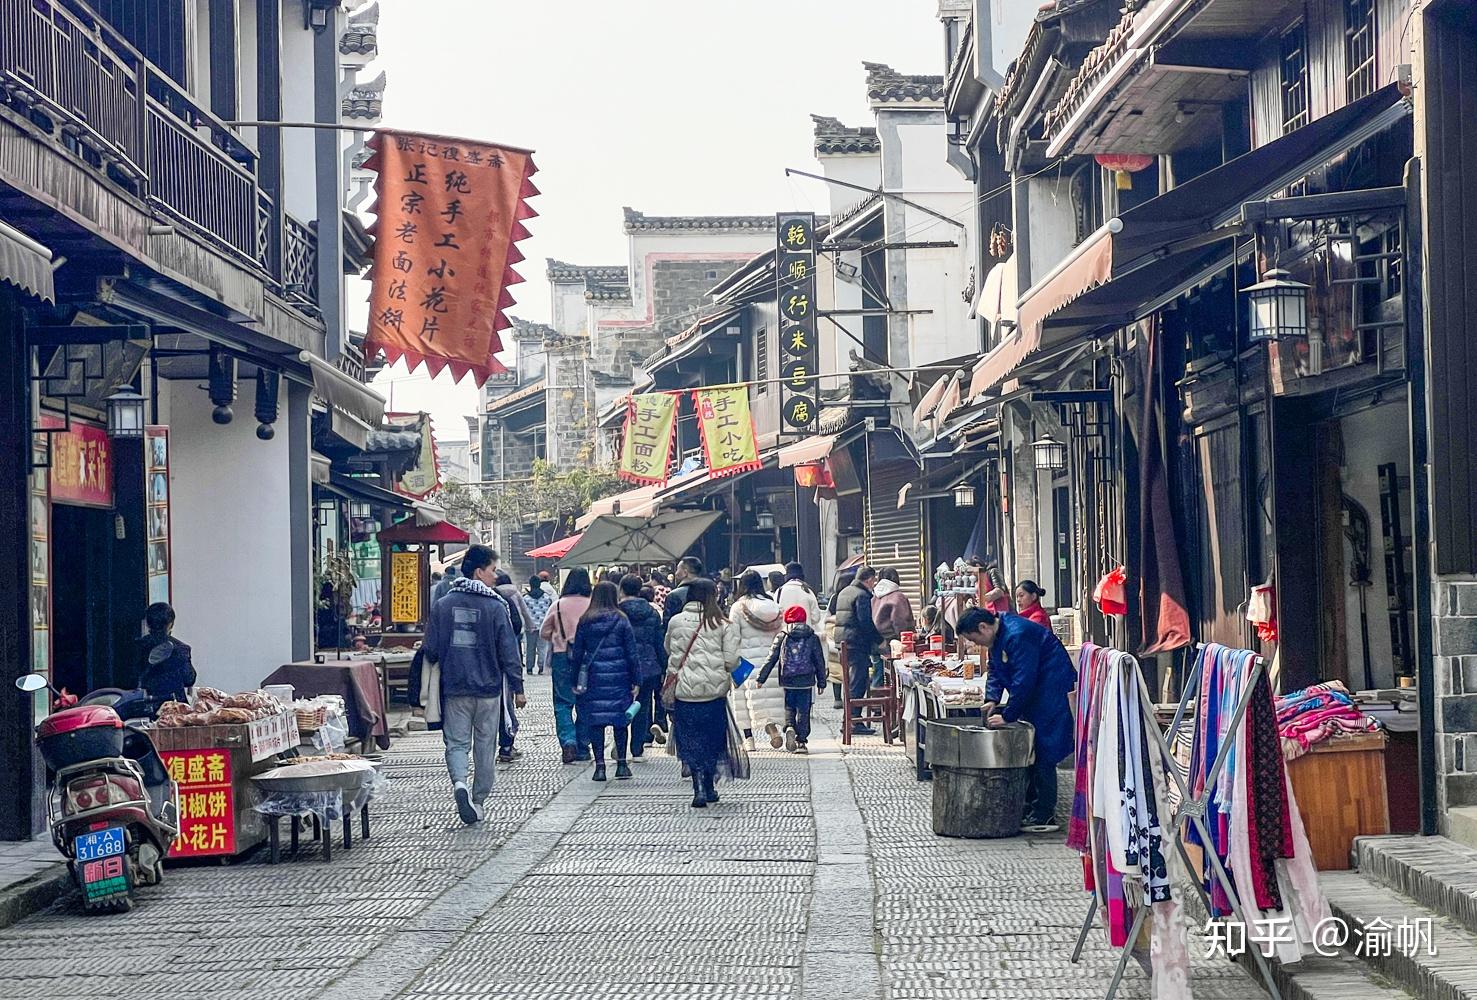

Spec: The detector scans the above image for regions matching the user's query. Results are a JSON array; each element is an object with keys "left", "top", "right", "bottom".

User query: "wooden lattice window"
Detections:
[
  {"left": 1345, "top": 0, "right": 1377, "bottom": 102},
  {"left": 755, "top": 327, "right": 769, "bottom": 394},
  {"left": 1281, "top": 21, "right": 1310, "bottom": 134}
]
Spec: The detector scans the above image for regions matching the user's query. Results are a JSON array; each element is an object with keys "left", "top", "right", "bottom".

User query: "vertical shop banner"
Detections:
[
  {"left": 389, "top": 550, "right": 422, "bottom": 624},
  {"left": 29, "top": 463, "right": 49, "bottom": 676},
  {"left": 145, "top": 427, "right": 172, "bottom": 604},
  {"left": 162, "top": 749, "right": 236, "bottom": 857},
  {"left": 618, "top": 393, "right": 678, "bottom": 485},
  {"left": 693, "top": 386, "right": 762, "bottom": 478},
  {"left": 39, "top": 416, "right": 113, "bottom": 507},
  {"left": 364, "top": 130, "right": 539, "bottom": 386},
  {"left": 776, "top": 212, "right": 820, "bottom": 432},
  {"left": 387, "top": 412, "right": 440, "bottom": 498}
]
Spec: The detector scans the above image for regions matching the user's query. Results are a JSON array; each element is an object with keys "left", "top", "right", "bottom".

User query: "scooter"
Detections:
[{"left": 15, "top": 673, "right": 180, "bottom": 914}]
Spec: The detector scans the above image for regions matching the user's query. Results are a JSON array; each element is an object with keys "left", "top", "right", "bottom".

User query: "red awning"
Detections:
[
  {"left": 378, "top": 519, "right": 470, "bottom": 545},
  {"left": 526, "top": 533, "right": 582, "bottom": 559}
]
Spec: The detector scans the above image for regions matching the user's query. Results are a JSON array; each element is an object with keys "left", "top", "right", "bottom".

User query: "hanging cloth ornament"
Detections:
[{"left": 1094, "top": 565, "right": 1129, "bottom": 616}]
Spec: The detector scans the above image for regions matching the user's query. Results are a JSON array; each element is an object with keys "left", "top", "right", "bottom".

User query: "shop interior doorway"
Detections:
[{"left": 49, "top": 503, "right": 118, "bottom": 699}]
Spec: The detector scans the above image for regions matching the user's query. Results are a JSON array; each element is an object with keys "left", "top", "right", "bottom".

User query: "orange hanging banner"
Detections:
[{"left": 364, "top": 130, "right": 539, "bottom": 386}]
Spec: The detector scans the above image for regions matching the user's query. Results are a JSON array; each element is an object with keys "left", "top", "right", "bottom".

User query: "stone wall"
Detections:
[
  {"left": 1434, "top": 576, "right": 1477, "bottom": 819},
  {"left": 590, "top": 259, "right": 744, "bottom": 376},
  {"left": 548, "top": 345, "right": 592, "bottom": 469}
]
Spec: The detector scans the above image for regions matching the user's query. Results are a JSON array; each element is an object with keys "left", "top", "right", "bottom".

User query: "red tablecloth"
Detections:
[{"left": 262, "top": 659, "right": 390, "bottom": 750}]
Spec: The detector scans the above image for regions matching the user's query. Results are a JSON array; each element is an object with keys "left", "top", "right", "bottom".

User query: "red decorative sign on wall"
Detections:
[{"left": 40, "top": 416, "right": 113, "bottom": 508}]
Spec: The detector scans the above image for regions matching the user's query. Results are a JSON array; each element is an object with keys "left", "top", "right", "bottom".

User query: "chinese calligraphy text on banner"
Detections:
[
  {"left": 618, "top": 393, "right": 678, "bottom": 485},
  {"left": 390, "top": 550, "right": 422, "bottom": 624},
  {"left": 777, "top": 212, "right": 819, "bottom": 431},
  {"left": 694, "top": 387, "right": 761, "bottom": 478},
  {"left": 364, "top": 131, "right": 539, "bottom": 386},
  {"left": 162, "top": 749, "right": 236, "bottom": 858}
]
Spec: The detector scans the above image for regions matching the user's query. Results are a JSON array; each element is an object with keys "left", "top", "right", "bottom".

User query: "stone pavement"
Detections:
[{"left": 0, "top": 677, "right": 1268, "bottom": 999}]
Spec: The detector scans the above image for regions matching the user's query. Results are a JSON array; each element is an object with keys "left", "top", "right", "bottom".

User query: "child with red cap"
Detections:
[{"left": 755, "top": 604, "right": 829, "bottom": 753}]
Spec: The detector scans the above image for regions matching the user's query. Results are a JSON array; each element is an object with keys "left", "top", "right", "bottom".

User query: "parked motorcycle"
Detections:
[{"left": 16, "top": 673, "right": 180, "bottom": 914}]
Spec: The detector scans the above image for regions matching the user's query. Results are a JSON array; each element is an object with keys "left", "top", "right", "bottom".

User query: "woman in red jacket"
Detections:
[{"left": 1014, "top": 580, "right": 1052, "bottom": 628}]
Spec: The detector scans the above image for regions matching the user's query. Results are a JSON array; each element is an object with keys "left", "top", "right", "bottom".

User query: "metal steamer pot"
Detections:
[{"left": 924, "top": 719, "right": 1036, "bottom": 770}]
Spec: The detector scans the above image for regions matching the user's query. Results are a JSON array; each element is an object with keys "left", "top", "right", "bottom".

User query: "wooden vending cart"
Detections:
[{"left": 151, "top": 711, "right": 300, "bottom": 860}]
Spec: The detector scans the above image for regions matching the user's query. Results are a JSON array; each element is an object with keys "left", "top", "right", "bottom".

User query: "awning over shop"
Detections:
[
  {"left": 378, "top": 517, "right": 470, "bottom": 545},
  {"left": 300, "top": 350, "right": 387, "bottom": 452},
  {"left": 1010, "top": 83, "right": 1410, "bottom": 373},
  {"left": 645, "top": 308, "right": 744, "bottom": 379},
  {"left": 326, "top": 472, "right": 416, "bottom": 511},
  {"left": 0, "top": 219, "right": 54, "bottom": 303},
  {"left": 526, "top": 533, "right": 582, "bottom": 559},
  {"left": 577, "top": 450, "right": 780, "bottom": 530},
  {"left": 778, "top": 434, "right": 838, "bottom": 468}
]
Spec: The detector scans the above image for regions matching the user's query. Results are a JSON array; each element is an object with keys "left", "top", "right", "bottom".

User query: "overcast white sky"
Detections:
[{"left": 364, "top": 0, "right": 944, "bottom": 444}]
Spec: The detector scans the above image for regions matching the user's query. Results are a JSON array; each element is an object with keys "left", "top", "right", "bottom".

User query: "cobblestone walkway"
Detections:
[{"left": 0, "top": 679, "right": 1267, "bottom": 999}]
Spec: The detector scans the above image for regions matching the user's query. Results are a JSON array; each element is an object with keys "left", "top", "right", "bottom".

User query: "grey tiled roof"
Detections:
[
  {"left": 509, "top": 316, "right": 556, "bottom": 341},
  {"left": 546, "top": 259, "right": 629, "bottom": 284},
  {"left": 342, "top": 70, "right": 385, "bottom": 120},
  {"left": 812, "top": 115, "right": 881, "bottom": 155},
  {"left": 864, "top": 62, "right": 945, "bottom": 104},
  {"left": 622, "top": 207, "right": 775, "bottom": 233},
  {"left": 584, "top": 283, "right": 632, "bottom": 302},
  {"left": 340, "top": 2, "right": 379, "bottom": 56}
]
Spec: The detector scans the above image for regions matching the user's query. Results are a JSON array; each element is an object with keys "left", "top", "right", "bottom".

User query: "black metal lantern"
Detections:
[
  {"left": 255, "top": 369, "right": 280, "bottom": 441},
  {"left": 1033, "top": 434, "right": 1067, "bottom": 472},
  {"left": 952, "top": 483, "right": 976, "bottom": 508},
  {"left": 208, "top": 347, "right": 237, "bottom": 424},
  {"left": 105, "top": 389, "right": 146, "bottom": 440},
  {"left": 1243, "top": 268, "right": 1310, "bottom": 344}
]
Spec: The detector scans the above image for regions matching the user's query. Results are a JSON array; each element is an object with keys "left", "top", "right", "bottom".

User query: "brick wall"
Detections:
[{"left": 1434, "top": 576, "right": 1477, "bottom": 816}]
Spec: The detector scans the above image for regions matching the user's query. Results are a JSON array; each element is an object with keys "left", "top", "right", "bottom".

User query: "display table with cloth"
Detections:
[
  {"left": 261, "top": 659, "right": 391, "bottom": 749},
  {"left": 895, "top": 663, "right": 988, "bottom": 781}
]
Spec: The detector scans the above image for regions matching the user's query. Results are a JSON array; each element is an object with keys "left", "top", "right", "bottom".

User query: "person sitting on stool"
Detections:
[{"left": 956, "top": 607, "right": 1077, "bottom": 834}]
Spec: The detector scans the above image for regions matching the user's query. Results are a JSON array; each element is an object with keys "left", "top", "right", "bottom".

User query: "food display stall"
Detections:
[
  {"left": 894, "top": 654, "right": 989, "bottom": 781},
  {"left": 148, "top": 688, "right": 300, "bottom": 860}
]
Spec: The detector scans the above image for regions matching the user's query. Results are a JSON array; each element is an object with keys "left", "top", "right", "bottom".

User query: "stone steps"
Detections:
[
  {"left": 1353, "top": 834, "right": 1477, "bottom": 936},
  {"left": 1322, "top": 870, "right": 1477, "bottom": 1000},
  {"left": 1269, "top": 952, "right": 1414, "bottom": 1000}
]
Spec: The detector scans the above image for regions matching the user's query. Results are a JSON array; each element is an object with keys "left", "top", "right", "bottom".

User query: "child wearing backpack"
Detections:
[{"left": 756, "top": 605, "right": 828, "bottom": 753}]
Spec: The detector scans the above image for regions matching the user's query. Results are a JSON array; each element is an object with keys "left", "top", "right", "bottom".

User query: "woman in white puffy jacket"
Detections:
[
  {"left": 730, "top": 571, "right": 785, "bottom": 749},
  {"left": 663, "top": 579, "right": 741, "bottom": 808}
]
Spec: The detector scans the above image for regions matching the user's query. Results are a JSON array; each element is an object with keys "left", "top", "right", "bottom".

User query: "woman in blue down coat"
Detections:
[{"left": 570, "top": 581, "right": 642, "bottom": 783}]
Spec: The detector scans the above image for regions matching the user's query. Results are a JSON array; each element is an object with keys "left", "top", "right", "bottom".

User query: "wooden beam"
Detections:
[{"left": 207, "top": 0, "right": 239, "bottom": 123}]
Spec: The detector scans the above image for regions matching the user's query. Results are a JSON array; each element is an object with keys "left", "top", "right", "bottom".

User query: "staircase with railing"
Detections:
[{"left": 0, "top": 0, "right": 319, "bottom": 314}]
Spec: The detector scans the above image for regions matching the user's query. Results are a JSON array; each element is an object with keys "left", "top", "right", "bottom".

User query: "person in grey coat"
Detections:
[{"left": 422, "top": 546, "right": 523, "bottom": 825}]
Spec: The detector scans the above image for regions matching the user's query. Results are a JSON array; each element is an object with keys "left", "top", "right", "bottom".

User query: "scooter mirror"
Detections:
[{"left": 15, "top": 673, "right": 48, "bottom": 693}]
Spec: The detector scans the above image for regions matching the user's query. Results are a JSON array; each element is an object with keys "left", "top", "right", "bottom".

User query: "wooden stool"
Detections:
[{"left": 839, "top": 641, "right": 898, "bottom": 746}]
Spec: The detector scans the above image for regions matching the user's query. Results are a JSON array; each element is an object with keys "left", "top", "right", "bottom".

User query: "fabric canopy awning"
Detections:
[
  {"left": 526, "top": 533, "right": 582, "bottom": 559},
  {"left": 378, "top": 517, "right": 469, "bottom": 545},
  {"left": 301, "top": 350, "right": 387, "bottom": 452},
  {"left": 326, "top": 472, "right": 416, "bottom": 511},
  {"left": 0, "top": 220, "right": 54, "bottom": 303},
  {"left": 563, "top": 510, "right": 722, "bottom": 567},
  {"left": 778, "top": 434, "right": 838, "bottom": 468},
  {"left": 1009, "top": 83, "right": 1410, "bottom": 372}
]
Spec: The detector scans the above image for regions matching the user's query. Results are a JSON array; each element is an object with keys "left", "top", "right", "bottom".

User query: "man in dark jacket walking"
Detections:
[
  {"left": 662, "top": 555, "right": 705, "bottom": 624},
  {"left": 833, "top": 566, "right": 881, "bottom": 735},
  {"left": 423, "top": 545, "right": 525, "bottom": 825}
]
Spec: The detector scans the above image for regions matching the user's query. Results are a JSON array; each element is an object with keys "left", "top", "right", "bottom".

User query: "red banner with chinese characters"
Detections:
[
  {"left": 618, "top": 393, "right": 678, "bottom": 486},
  {"left": 161, "top": 748, "right": 236, "bottom": 857},
  {"left": 693, "top": 386, "right": 762, "bottom": 479},
  {"left": 364, "top": 130, "right": 538, "bottom": 386},
  {"left": 39, "top": 415, "right": 113, "bottom": 508}
]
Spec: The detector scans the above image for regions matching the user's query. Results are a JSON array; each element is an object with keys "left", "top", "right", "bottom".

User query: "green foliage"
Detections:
[{"left": 434, "top": 461, "right": 626, "bottom": 535}]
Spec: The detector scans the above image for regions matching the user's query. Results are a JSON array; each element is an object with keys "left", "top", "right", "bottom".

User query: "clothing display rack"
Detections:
[{"left": 1068, "top": 643, "right": 1284, "bottom": 1000}]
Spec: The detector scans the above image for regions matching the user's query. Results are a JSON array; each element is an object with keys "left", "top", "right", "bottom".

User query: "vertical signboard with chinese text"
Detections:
[
  {"left": 145, "top": 427, "right": 171, "bottom": 604},
  {"left": 161, "top": 749, "right": 236, "bottom": 857},
  {"left": 29, "top": 460, "right": 49, "bottom": 678},
  {"left": 776, "top": 213, "right": 819, "bottom": 432},
  {"left": 390, "top": 550, "right": 422, "bottom": 624},
  {"left": 618, "top": 392, "right": 678, "bottom": 485}
]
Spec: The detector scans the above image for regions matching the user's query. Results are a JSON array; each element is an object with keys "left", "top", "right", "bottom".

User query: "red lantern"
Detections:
[
  {"left": 795, "top": 461, "right": 834, "bottom": 489},
  {"left": 1095, "top": 153, "right": 1154, "bottom": 190}
]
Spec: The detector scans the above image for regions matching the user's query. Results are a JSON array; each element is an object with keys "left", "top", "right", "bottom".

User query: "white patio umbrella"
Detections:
[{"left": 560, "top": 509, "right": 722, "bottom": 567}]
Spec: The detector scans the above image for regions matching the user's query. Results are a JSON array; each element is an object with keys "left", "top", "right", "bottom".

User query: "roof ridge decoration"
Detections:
[
  {"left": 864, "top": 61, "right": 946, "bottom": 105},
  {"left": 342, "top": 70, "right": 385, "bottom": 121},
  {"left": 340, "top": 2, "right": 379, "bottom": 56},
  {"left": 622, "top": 207, "right": 777, "bottom": 233},
  {"left": 545, "top": 258, "right": 629, "bottom": 283},
  {"left": 509, "top": 316, "right": 556, "bottom": 341},
  {"left": 812, "top": 114, "right": 881, "bottom": 155}
]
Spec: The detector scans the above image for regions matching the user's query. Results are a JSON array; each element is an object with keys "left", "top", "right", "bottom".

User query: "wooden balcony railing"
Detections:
[{"left": 0, "top": 0, "right": 318, "bottom": 312}]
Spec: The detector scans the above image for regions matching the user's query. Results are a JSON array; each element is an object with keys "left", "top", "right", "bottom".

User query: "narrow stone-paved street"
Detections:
[{"left": 0, "top": 680, "right": 1263, "bottom": 999}]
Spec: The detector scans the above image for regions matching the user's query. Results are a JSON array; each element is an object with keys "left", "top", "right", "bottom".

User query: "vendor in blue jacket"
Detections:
[{"left": 957, "top": 607, "right": 1077, "bottom": 834}]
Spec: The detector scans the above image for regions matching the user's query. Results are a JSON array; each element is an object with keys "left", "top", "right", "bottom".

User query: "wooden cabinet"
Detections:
[{"left": 1286, "top": 732, "right": 1390, "bottom": 870}]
